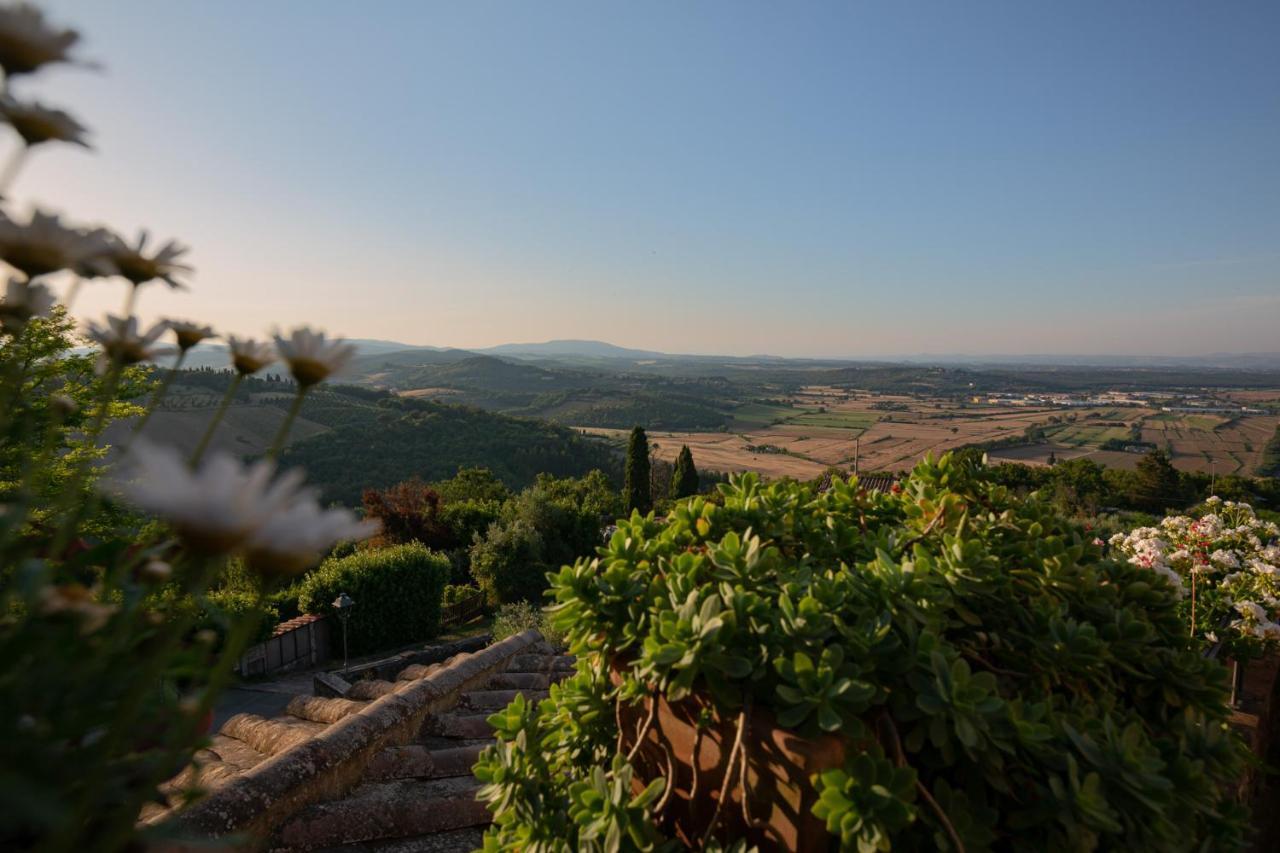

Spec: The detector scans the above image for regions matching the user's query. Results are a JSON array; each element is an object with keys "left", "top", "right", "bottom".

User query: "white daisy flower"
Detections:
[
  {"left": 107, "top": 439, "right": 309, "bottom": 555},
  {"left": 1234, "top": 600, "right": 1266, "bottom": 622},
  {"left": 0, "top": 3, "right": 87, "bottom": 78},
  {"left": 0, "top": 96, "right": 90, "bottom": 148},
  {"left": 0, "top": 209, "right": 113, "bottom": 280},
  {"left": 274, "top": 326, "right": 356, "bottom": 387},
  {"left": 227, "top": 335, "right": 275, "bottom": 376},
  {"left": 99, "top": 230, "right": 192, "bottom": 289},
  {"left": 166, "top": 319, "right": 214, "bottom": 352},
  {"left": 85, "top": 315, "right": 169, "bottom": 371},
  {"left": 245, "top": 501, "right": 378, "bottom": 576},
  {"left": 0, "top": 275, "right": 53, "bottom": 331}
]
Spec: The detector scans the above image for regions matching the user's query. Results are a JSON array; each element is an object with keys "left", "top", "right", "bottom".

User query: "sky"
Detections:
[{"left": 16, "top": 1, "right": 1280, "bottom": 357}]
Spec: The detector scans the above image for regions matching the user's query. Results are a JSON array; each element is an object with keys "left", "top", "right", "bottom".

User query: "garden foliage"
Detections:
[
  {"left": 476, "top": 454, "right": 1249, "bottom": 851},
  {"left": 298, "top": 542, "right": 449, "bottom": 655}
]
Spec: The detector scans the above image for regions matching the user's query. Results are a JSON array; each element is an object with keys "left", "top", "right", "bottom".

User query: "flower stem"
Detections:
[
  {"left": 268, "top": 387, "right": 307, "bottom": 460},
  {"left": 129, "top": 351, "right": 186, "bottom": 443},
  {"left": 123, "top": 283, "right": 139, "bottom": 316},
  {"left": 48, "top": 360, "right": 124, "bottom": 558},
  {"left": 0, "top": 144, "right": 29, "bottom": 197},
  {"left": 63, "top": 277, "right": 84, "bottom": 311},
  {"left": 190, "top": 373, "right": 241, "bottom": 468}
]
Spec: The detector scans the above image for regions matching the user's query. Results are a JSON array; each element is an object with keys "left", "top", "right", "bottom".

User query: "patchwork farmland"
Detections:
[{"left": 582, "top": 387, "right": 1280, "bottom": 480}]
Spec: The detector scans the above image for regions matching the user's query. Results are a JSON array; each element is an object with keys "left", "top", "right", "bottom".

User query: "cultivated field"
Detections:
[{"left": 584, "top": 388, "right": 1280, "bottom": 480}]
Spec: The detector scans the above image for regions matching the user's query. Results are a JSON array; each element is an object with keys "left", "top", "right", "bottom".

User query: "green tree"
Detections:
[
  {"left": 670, "top": 444, "right": 699, "bottom": 498},
  {"left": 469, "top": 472, "right": 613, "bottom": 604},
  {"left": 0, "top": 307, "right": 151, "bottom": 544},
  {"left": 623, "top": 425, "right": 651, "bottom": 513},
  {"left": 1132, "top": 449, "right": 1185, "bottom": 513}
]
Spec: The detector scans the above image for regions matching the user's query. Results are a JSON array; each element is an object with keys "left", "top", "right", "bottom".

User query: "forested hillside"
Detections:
[
  {"left": 115, "top": 368, "right": 620, "bottom": 505},
  {"left": 279, "top": 397, "right": 620, "bottom": 505}
]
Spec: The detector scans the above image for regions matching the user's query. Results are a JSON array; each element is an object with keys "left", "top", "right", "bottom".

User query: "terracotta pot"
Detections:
[{"left": 613, "top": 665, "right": 845, "bottom": 851}]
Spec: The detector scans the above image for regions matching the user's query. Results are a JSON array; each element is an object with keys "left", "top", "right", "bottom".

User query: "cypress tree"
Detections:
[
  {"left": 671, "top": 444, "right": 699, "bottom": 499},
  {"left": 624, "top": 426, "right": 652, "bottom": 513}
]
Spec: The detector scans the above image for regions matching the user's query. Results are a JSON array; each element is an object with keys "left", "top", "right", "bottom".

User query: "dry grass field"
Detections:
[{"left": 584, "top": 388, "right": 1280, "bottom": 480}]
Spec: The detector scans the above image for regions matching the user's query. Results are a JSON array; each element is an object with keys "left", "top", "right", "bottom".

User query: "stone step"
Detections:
[
  {"left": 395, "top": 662, "right": 443, "bottom": 682},
  {"left": 506, "top": 654, "right": 573, "bottom": 674},
  {"left": 219, "top": 712, "right": 328, "bottom": 756},
  {"left": 420, "top": 712, "right": 494, "bottom": 740},
  {"left": 486, "top": 672, "right": 551, "bottom": 690},
  {"left": 347, "top": 678, "right": 399, "bottom": 700},
  {"left": 396, "top": 652, "right": 473, "bottom": 682},
  {"left": 301, "top": 826, "right": 485, "bottom": 853},
  {"left": 274, "top": 777, "right": 488, "bottom": 850},
  {"left": 459, "top": 689, "right": 549, "bottom": 712},
  {"left": 286, "top": 695, "right": 369, "bottom": 724},
  {"left": 143, "top": 734, "right": 272, "bottom": 825},
  {"left": 364, "top": 743, "right": 487, "bottom": 782}
]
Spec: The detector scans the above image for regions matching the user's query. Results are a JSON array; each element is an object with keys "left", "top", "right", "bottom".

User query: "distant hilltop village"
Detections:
[{"left": 975, "top": 390, "right": 1266, "bottom": 414}]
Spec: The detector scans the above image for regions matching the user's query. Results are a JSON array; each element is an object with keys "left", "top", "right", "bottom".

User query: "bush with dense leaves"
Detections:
[
  {"left": 470, "top": 472, "right": 617, "bottom": 605},
  {"left": 476, "top": 454, "right": 1249, "bottom": 851},
  {"left": 298, "top": 543, "right": 450, "bottom": 655},
  {"left": 491, "top": 600, "right": 563, "bottom": 646}
]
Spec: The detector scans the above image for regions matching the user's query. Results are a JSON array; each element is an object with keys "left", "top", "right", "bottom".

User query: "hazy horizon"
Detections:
[{"left": 26, "top": 1, "right": 1280, "bottom": 357}]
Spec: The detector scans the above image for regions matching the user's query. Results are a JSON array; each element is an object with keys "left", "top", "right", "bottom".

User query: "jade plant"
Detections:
[{"left": 476, "top": 454, "right": 1250, "bottom": 851}]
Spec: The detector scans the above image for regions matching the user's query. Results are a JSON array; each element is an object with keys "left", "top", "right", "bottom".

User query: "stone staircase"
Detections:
[{"left": 150, "top": 630, "right": 571, "bottom": 852}]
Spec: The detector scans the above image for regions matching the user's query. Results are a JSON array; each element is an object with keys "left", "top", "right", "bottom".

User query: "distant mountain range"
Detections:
[
  {"left": 478, "top": 339, "right": 667, "bottom": 360},
  {"left": 160, "top": 337, "right": 1280, "bottom": 373}
]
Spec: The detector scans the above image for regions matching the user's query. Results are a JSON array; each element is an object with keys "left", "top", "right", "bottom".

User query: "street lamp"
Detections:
[{"left": 333, "top": 592, "right": 355, "bottom": 674}]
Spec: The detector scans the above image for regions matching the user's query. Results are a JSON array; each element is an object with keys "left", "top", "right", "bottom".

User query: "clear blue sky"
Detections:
[{"left": 20, "top": 1, "right": 1280, "bottom": 356}]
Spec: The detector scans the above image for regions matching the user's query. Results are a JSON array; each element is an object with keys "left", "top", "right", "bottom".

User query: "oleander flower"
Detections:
[
  {"left": 0, "top": 275, "right": 53, "bottom": 331},
  {"left": 107, "top": 439, "right": 309, "bottom": 555},
  {"left": 0, "top": 209, "right": 113, "bottom": 280},
  {"left": 166, "top": 319, "right": 214, "bottom": 352},
  {"left": 0, "top": 2, "right": 85, "bottom": 77},
  {"left": 85, "top": 315, "right": 169, "bottom": 371},
  {"left": 0, "top": 96, "right": 90, "bottom": 147},
  {"left": 245, "top": 501, "right": 378, "bottom": 576},
  {"left": 227, "top": 335, "right": 275, "bottom": 376},
  {"left": 99, "top": 230, "right": 192, "bottom": 289},
  {"left": 274, "top": 326, "right": 356, "bottom": 387}
]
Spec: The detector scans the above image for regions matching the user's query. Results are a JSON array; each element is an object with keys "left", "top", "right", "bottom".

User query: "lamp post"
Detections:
[{"left": 333, "top": 592, "right": 354, "bottom": 674}]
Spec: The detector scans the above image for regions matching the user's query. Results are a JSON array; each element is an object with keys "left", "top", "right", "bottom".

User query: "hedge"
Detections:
[{"left": 297, "top": 542, "right": 450, "bottom": 655}]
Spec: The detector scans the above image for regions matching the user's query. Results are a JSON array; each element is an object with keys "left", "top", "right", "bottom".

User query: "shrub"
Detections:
[
  {"left": 298, "top": 543, "right": 450, "bottom": 655},
  {"left": 361, "top": 478, "right": 448, "bottom": 548},
  {"left": 199, "top": 590, "right": 279, "bottom": 646},
  {"left": 476, "top": 455, "right": 1249, "bottom": 850},
  {"left": 470, "top": 518, "right": 546, "bottom": 605},
  {"left": 491, "top": 600, "right": 563, "bottom": 646},
  {"left": 469, "top": 473, "right": 614, "bottom": 605},
  {"left": 442, "top": 583, "right": 480, "bottom": 606}
]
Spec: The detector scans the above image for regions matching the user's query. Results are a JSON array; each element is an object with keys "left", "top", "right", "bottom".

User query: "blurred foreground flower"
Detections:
[
  {"left": 85, "top": 314, "right": 169, "bottom": 370},
  {"left": 108, "top": 439, "right": 308, "bottom": 555},
  {"left": 166, "top": 319, "right": 214, "bottom": 352},
  {"left": 107, "top": 440, "right": 375, "bottom": 570},
  {"left": 275, "top": 326, "right": 355, "bottom": 387},
  {"left": 0, "top": 96, "right": 89, "bottom": 147},
  {"left": 0, "top": 2, "right": 85, "bottom": 77},
  {"left": 246, "top": 499, "right": 378, "bottom": 576},
  {"left": 101, "top": 230, "right": 191, "bottom": 290},
  {"left": 228, "top": 335, "right": 275, "bottom": 375},
  {"left": 0, "top": 209, "right": 112, "bottom": 279},
  {"left": 0, "top": 275, "right": 52, "bottom": 331}
]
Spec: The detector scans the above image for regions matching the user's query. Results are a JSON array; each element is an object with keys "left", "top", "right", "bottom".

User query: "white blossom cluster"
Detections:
[{"left": 1111, "top": 497, "right": 1280, "bottom": 647}]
